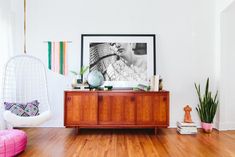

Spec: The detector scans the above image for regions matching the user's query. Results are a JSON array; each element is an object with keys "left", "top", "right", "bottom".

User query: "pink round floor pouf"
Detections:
[{"left": 0, "top": 129, "right": 27, "bottom": 157}]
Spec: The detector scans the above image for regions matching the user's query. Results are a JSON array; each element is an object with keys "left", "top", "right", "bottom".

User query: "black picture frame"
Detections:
[{"left": 81, "top": 34, "right": 156, "bottom": 88}]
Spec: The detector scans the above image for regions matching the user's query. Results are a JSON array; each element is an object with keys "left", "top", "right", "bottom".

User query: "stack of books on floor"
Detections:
[{"left": 177, "top": 122, "right": 197, "bottom": 134}]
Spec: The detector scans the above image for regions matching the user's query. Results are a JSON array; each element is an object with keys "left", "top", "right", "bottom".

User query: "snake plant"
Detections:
[{"left": 195, "top": 78, "right": 219, "bottom": 123}]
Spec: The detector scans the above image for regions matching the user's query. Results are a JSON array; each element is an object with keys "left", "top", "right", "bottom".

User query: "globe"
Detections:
[{"left": 87, "top": 70, "right": 104, "bottom": 87}]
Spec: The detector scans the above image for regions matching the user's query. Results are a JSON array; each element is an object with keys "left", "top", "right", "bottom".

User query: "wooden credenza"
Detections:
[{"left": 64, "top": 90, "right": 169, "bottom": 134}]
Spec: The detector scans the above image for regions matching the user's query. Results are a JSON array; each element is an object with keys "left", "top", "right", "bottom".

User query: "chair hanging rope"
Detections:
[{"left": 24, "top": 0, "right": 27, "bottom": 54}]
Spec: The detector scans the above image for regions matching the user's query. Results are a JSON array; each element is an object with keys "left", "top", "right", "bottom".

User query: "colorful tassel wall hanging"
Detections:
[{"left": 47, "top": 41, "right": 69, "bottom": 75}]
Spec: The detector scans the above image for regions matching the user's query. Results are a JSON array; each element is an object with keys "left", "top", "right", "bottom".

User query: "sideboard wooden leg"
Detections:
[
  {"left": 155, "top": 127, "right": 158, "bottom": 135},
  {"left": 76, "top": 127, "right": 80, "bottom": 135}
]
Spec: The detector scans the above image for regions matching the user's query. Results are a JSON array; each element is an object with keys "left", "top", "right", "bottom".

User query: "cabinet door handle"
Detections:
[
  {"left": 163, "top": 97, "right": 167, "bottom": 101},
  {"left": 99, "top": 96, "right": 103, "bottom": 102},
  {"left": 131, "top": 96, "right": 135, "bottom": 102},
  {"left": 67, "top": 97, "right": 71, "bottom": 102}
]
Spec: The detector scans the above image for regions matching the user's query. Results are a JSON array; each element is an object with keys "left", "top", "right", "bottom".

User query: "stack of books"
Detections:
[
  {"left": 136, "top": 84, "right": 150, "bottom": 91},
  {"left": 73, "top": 84, "right": 90, "bottom": 90},
  {"left": 177, "top": 122, "right": 197, "bottom": 134}
]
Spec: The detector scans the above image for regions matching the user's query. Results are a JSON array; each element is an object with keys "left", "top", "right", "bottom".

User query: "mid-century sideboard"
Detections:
[{"left": 64, "top": 90, "right": 169, "bottom": 134}]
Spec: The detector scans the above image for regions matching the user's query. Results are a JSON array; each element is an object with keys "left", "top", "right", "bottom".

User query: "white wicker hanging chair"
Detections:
[{"left": 2, "top": 55, "right": 51, "bottom": 127}]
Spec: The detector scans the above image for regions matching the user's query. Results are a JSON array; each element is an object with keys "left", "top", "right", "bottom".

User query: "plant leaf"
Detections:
[
  {"left": 80, "top": 66, "right": 89, "bottom": 75},
  {"left": 70, "top": 70, "right": 78, "bottom": 75}
]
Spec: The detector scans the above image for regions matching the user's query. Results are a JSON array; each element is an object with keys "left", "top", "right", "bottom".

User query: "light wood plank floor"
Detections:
[{"left": 18, "top": 128, "right": 235, "bottom": 157}]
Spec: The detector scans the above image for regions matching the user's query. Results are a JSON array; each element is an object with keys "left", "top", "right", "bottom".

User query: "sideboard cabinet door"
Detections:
[
  {"left": 153, "top": 95, "right": 169, "bottom": 126},
  {"left": 136, "top": 93, "right": 169, "bottom": 126},
  {"left": 98, "top": 93, "right": 136, "bottom": 125},
  {"left": 65, "top": 92, "right": 98, "bottom": 125}
]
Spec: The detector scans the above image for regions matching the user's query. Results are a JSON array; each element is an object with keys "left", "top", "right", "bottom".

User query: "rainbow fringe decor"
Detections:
[{"left": 47, "top": 41, "right": 68, "bottom": 75}]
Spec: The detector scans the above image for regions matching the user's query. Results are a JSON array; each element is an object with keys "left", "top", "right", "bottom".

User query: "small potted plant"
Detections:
[
  {"left": 70, "top": 66, "right": 89, "bottom": 88},
  {"left": 195, "top": 78, "right": 219, "bottom": 133}
]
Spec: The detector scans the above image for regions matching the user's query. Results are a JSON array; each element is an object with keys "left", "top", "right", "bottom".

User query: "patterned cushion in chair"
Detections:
[{"left": 4, "top": 100, "right": 40, "bottom": 117}]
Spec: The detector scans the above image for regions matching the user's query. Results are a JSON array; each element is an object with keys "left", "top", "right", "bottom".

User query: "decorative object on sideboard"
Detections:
[
  {"left": 103, "top": 86, "right": 113, "bottom": 91},
  {"left": 70, "top": 66, "right": 89, "bottom": 89},
  {"left": 87, "top": 70, "right": 104, "bottom": 88},
  {"left": 136, "top": 84, "right": 150, "bottom": 91},
  {"left": 150, "top": 75, "right": 159, "bottom": 91},
  {"left": 195, "top": 78, "right": 219, "bottom": 133},
  {"left": 70, "top": 70, "right": 80, "bottom": 88},
  {"left": 81, "top": 34, "right": 156, "bottom": 88},
  {"left": 79, "top": 66, "right": 89, "bottom": 81},
  {"left": 159, "top": 77, "right": 163, "bottom": 91},
  {"left": 184, "top": 105, "right": 193, "bottom": 123}
]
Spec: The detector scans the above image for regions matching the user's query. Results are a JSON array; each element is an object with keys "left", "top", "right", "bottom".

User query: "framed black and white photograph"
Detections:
[{"left": 81, "top": 34, "right": 156, "bottom": 88}]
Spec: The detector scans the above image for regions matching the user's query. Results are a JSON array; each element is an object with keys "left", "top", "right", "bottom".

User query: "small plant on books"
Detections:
[{"left": 195, "top": 78, "right": 219, "bottom": 133}]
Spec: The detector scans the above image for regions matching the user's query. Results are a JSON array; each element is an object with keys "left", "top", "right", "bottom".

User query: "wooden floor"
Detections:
[{"left": 18, "top": 128, "right": 235, "bottom": 157}]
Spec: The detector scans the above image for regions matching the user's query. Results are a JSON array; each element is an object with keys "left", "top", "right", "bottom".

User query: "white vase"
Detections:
[{"left": 72, "top": 77, "right": 78, "bottom": 88}]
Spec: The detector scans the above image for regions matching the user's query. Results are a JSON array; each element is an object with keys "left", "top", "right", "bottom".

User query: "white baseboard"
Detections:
[
  {"left": 214, "top": 121, "right": 220, "bottom": 130},
  {"left": 216, "top": 122, "right": 235, "bottom": 131}
]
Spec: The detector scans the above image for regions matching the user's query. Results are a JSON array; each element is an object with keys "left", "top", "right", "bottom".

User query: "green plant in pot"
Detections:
[
  {"left": 70, "top": 66, "right": 89, "bottom": 88},
  {"left": 195, "top": 78, "right": 219, "bottom": 133}
]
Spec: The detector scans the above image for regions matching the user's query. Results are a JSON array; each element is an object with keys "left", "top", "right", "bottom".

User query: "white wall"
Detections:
[
  {"left": 214, "top": 0, "right": 235, "bottom": 130},
  {"left": 11, "top": 0, "right": 216, "bottom": 127},
  {"left": 219, "top": 0, "right": 235, "bottom": 130},
  {"left": 0, "top": 0, "right": 14, "bottom": 130}
]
